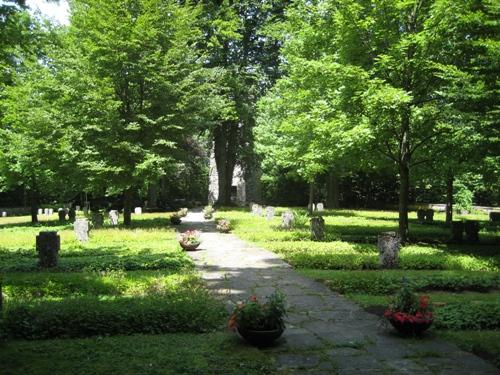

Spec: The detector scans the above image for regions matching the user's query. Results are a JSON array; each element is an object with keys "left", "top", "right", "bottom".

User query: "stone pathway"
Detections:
[{"left": 179, "top": 211, "right": 499, "bottom": 375}]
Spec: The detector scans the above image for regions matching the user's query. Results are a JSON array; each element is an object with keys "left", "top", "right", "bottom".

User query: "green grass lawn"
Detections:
[{"left": 216, "top": 207, "right": 500, "bottom": 368}]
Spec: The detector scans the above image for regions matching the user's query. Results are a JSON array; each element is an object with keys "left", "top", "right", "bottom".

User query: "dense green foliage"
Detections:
[{"left": 0, "top": 214, "right": 223, "bottom": 342}]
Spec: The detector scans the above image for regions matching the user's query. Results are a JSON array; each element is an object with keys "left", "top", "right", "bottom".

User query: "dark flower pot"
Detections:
[
  {"left": 179, "top": 241, "right": 200, "bottom": 251},
  {"left": 237, "top": 326, "right": 284, "bottom": 346},
  {"left": 388, "top": 317, "right": 433, "bottom": 336}
]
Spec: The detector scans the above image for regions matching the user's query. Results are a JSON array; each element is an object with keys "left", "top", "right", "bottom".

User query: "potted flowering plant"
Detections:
[
  {"left": 203, "top": 205, "right": 214, "bottom": 219},
  {"left": 170, "top": 213, "right": 182, "bottom": 225},
  {"left": 228, "top": 291, "right": 287, "bottom": 346},
  {"left": 178, "top": 230, "right": 201, "bottom": 251},
  {"left": 384, "top": 279, "right": 433, "bottom": 336},
  {"left": 216, "top": 219, "right": 231, "bottom": 233}
]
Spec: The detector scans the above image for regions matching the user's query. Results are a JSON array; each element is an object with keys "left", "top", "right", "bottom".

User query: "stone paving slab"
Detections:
[{"left": 180, "top": 211, "right": 500, "bottom": 375}]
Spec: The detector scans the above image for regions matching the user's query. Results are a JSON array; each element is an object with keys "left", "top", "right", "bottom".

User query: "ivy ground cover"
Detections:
[{"left": 0, "top": 213, "right": 275, "bottom": 375}]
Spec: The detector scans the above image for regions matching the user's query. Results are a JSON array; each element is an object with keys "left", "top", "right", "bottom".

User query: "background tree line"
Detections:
[{"left": 0, "top": 0, "right": 498, "bottom": 240}]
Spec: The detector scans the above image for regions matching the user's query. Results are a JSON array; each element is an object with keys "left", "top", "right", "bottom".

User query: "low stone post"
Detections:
[
  {"left": 91, "top": 212, "right": 104, "bottom": 228},
  {"left": 58, "top": 208, "right": 66, "bottom": 222},
  {"left": 36, "top": 231, "right": 60, "bottom": 268},
  {"left": 464, "top": 220, "right": 479, "bottom": 243},
  {"left": 281, "top": 211, "right": 294, "bottom": 229},
  {"left": 310, "top": 216, "right": 325, "bottom": 241},
  {"left": 451, "top": 221, "right": 464, "bottom": 243},
  {"left": 74, "top": 219, "right": 90, "bottom": 242},
  {"left": 378, "top": 232, "right": 400, "bottom": 268},
  {"left": 109, "top": 210, "right": 119, "bottom": 226}
]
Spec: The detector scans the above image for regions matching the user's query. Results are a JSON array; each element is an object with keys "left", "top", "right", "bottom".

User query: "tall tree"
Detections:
[
  {"left": 199, "top": 0, "right": 288, "bottom": 205},
  {"left": 66, "top": 0, "right": 211, "bottom": 225}
]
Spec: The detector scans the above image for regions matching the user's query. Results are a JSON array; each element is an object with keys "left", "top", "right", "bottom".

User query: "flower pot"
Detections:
[
  {"left": 387, "top": 317, "right": 433, "bottom": 336},
  {"left": 237, "top": 326, "right": 284, "bottom": 346},
  {"left": 179, "top": 241, "right": 200, "bottom": 251}
]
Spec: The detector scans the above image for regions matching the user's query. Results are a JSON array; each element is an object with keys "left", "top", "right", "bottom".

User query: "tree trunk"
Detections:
[
  {"left": 326, "top": 171, "right": 340, "bottom": 208},
  {"left": 30, "top": 175, "right": 38, "bottom": 224},
  {"left": 308, "top": 182, "right": 314, "bottom": 214},
  {"left": 398, "top": 113, "right": 411, "bottom": 243},
  {"left": 123, "top": 188, "right": 133, "bottom": 226},
  {"left": 445, "top": 175, "right": 454, "bottom": 225},
  {"left": 214, "top": 121, "right": 238, "bottom": 206}
]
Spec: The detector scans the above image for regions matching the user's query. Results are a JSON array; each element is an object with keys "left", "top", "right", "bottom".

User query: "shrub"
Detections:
[
  {"left": 0, "top": 253, "right": 193, "bottom": 273},
  {"left": 300, "top": 270, "right": 500, "bottom": 295},
  {"left": 435, "top": 303, "right": 500, "bottom": 330},
  {"left": 1, "top": 292, "right": 224, "bottom": 340}
]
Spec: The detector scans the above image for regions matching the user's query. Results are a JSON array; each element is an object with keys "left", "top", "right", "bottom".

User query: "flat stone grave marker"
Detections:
[
  {"left": 316, "top": 203, "right": 324, "bottom": 211},
  {"left": 265, "top": 206, "right": 275, "bottom": 220},
  {"left": 134, "top": 207, "right": 142, "bottom": 215},
  {"left": 109, "top": 210, "right": 119, "bottom": 226},
  {"left": 74, "top": 219, "right": 90, "bottom": 242},
  {"left": 282, "top": 211, "right": 294, "bottom": 229}
]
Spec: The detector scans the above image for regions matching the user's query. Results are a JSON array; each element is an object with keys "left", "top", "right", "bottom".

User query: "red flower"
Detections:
[
  {"left": 419, "top": 295, "right": 430, "bottom": 310},
  {"left": 249, "top": 295, "right": 257, "bottom": 302}
]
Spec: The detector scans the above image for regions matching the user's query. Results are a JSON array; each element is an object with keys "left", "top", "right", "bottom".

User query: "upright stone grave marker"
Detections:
[
  {"left": 109, "top": 210, "right": 119, "bottom": 226},
  {"left": 378, "top": 232, "right": 401, "bottom": 268},
  {"left": 310, "top": 216, "right": 325, "bottom": 241},
  {"left": 38, "top": 208, "right": 43, "bottom": 216},
  {"left": 265, "top": 206, "right": 275, "bottom": 221},
  {"left": 1, "top": 212, "right": 6, "bottom": 217},
  {"left": 464, "top": 220, "right": 479, "bottom": 243},
  {"left": 451, "top": 221, "right": 464, "bottom": 242},
  {"left": 76, "top": 205, "right": 81, "bottom": 211},
  {"left": 251, "top": 203, "right": 259, "bottom": 215},
  {"left": 134, "top": 207, "right": 142, "bottom": 215},
  {"left": 316, "top": 203, "right": 324, "bottom": 212},
  {"left": 36, "top": 231, "right": 60, "bottom": 267},
  {"left": 83, "top": 206, "right": 89, "bottom": 215},
  {"left": 57, "top": 208, "right": 66, "bottom": 222},
  {"left": 68, "top": 208, "right": 76, "bottom": 223},
  {"left": 74, "top": 219, "right": 90, "bottom": 242},
  {"left": 91, "top": 212, "right": 104, "bottom": 228},
  {"left": 281, "top": 211, "right": 294, "bottom": 229},
  {"left": 48, "top": 208, "right": 54, "bottom": 215},
  {"left": 44, "top": 208, "right": 49, "bottom": 216}
]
